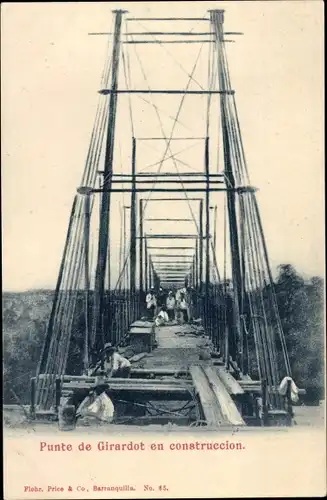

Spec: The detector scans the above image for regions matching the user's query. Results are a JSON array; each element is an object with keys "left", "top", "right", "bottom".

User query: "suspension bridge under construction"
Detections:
[{"left": 29, "top": 9, "right": 301, "bottom": 430}]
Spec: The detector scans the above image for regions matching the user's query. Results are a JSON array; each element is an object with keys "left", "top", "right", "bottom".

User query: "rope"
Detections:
[
  {"left": 136, "top": 95, "right": 195, "bottom": 133},
  {"left": 132, "top": 41, "right": 204, "bottom": 243},
  {"left": 138, "top": 141, "right": 203, "bottom": 172},
  {"left": 121, "top": 38, "right": 135, "bottom": 137},
  {"left": 134, "top": 18, "right": 207, "bottom": 91},
  {"left": 37, "top": 35, "right": 113, "bottom": 407},
  {"left": 210, "top": 10, "right": 291, "bottom": 407},
  {"left": 131, "top": 38, "right": 205, "bottom": 215}
]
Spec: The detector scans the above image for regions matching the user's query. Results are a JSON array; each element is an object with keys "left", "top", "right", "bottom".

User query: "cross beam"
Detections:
[
  {"left": 99, "top": 89, "right": 234, "bottom": 95},
  {"left": 95, "top": 32, "right": 215, "bottom": 36},
  {"left": 139, "top": 234, "right": 206, "bottom": 239},
  {"left": 151, "top": 258, "right": 193, "bottom": 261},
  {"left": 151, "top": 253, "right": 192, "bottom": 258},
  {"left": 109, "top": 179, "right": 224, "bottom": 184},
  {"left": 144, "top": 218, "right": 194, "bottom": 222},
  {"left": 141, "top": 198, "right": 202, "bottom": 202},
  {"left": 89, "top": 188, "right": 229, "bottom": 193},
  {"left": 98, "top": 173, "right": 224, "bottom": 177},
  {"left": 147, "top": 247, "right": 194, "bottom": 250},
  {"left": 154, "top": 266, "right": 191, "bottom": 269},
  {"left": 135, "top": 137, "right": 206, "bottom": 141},
  {"left": 79, "top": 186, "right": 257, "bottom": 194}
]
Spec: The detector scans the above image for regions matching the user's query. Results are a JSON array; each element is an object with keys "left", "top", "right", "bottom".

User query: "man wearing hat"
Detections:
[
  {"left": 92, "top": 343, "right": 131, "bottom": 379},
  {"left": 145, "top": 287, "right": 157, "bottom": 319},
  {"left": 166, "top": 290, "right": 176, "bottom": 322}
]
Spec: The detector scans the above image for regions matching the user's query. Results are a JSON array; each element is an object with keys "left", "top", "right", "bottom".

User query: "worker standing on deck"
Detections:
[
  {"left": 166, "top": 290, "right": 176, "bottom": 321},
  {"left": 156, "top": 287, "right": 166, "bottom": 315},
  {"left": 186, "top": 286, "right": 194, "bottom": 322},
  {"left": 179, "top": 291, "right": 189, "bottom": 323},
  {"left": 166, "top": 290, "right": 176, "bottom": 322},
  {"left": 175, "top": 287, "right": 181, "bottom": 303},
  {"left": 145, "top": 287, "right": 157, "bottom": 319},
  {"left": 175, "top": 287, "right": 183, "bottom": 323}
]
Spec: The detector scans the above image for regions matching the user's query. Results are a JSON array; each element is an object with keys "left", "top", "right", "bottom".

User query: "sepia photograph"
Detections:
[{"left": 2, "top": 1, "right": 325, "bottom": 498}]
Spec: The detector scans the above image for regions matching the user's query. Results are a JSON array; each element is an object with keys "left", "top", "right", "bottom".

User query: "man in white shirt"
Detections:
[
  {"left": 145, "top": 288, "right": 157, "bottom": 319},
  {"left": 155, "top": 306, "right": 169, "bottom": 327},
  {"left": 166, "top": 291, "right": 176, "bottom": 321},
  {"left": 92, "top": 343, "right": 131, "bottom": 378},
  {"left": 178, "top": 291, "right": 189, "bottom": 323}
]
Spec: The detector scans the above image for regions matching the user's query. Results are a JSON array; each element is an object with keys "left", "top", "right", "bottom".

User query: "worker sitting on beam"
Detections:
[{"left": 92, "top": 343, "right": 131, "bottom": 379}]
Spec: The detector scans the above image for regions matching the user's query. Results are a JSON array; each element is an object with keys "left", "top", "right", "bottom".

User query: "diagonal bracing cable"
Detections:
[
  {"left": 134, "top": 17, "right": 208, "bottom": 91},
  {"left": 131, "top": 39, "right": 204, "bottom": 235}
]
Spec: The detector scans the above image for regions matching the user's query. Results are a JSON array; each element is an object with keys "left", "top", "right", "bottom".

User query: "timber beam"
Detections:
[
  {"left": 99, "top": 89, "right": 234, "bottom": 95},
  {"left": 79, "top": 186, "right": 257, "bottom": 194}
]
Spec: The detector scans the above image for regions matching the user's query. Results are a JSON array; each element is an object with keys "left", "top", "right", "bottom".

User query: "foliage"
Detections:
[
  {"left": 274, "top": 265, "right": 324, "bottom": 402},
  {"left": 3, "top": 291, "right": 53, "bottom": 404}
]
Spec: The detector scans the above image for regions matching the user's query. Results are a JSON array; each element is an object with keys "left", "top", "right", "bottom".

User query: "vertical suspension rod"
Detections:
[
  {"left": 36, "top": 196, "right": 78, "bottom": 377},
  {"left": 214, "top": 205, "right": 217, "bottom": 253},
  {"left": 199, "top": 200, "right": 203, "bottom": 289},
  {"left": 139, "top": 198, "right": 143, "bottom": 292},
  {"left": 144, "top": 236, "right": 148, "bottom": 291},
  {"left": 149, "top": 254, "right": 152, "bottom": 289},
  {"left": 130, "top": 137, "right": 137, "bottom": 294},
  {"left": 92, "top": 9, "right": 125, "bottom": 351},
  {"left": 205, "top": 137, "right": 210, "bottom": 300},
  {"left": 210, "top": 9, "right": 243, "bottom": 366},
  {"left": 195, "top": 238, "right": 199, "bottom": 288},
  {"left": 83, "top": 193, "right": 91, "bottom": 372}
]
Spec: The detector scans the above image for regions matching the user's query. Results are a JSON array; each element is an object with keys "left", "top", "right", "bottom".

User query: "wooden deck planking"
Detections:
[
  {"left": 189, "top": 366, "right": 227, "bottom": 426},
  {"left": 216, "top": 367, "right": 245, "bottom": 396},
  {"left": 133, "top": 324, "right": 210, "bottom": 372},
  {"left": 204, "top": 366, "right": 246, "bottom": 426}
]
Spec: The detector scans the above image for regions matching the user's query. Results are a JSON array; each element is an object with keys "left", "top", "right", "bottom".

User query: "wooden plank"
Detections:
[
  {"left": 189, "top": 366, "right": 226, "bottom": 426},
  {"left": 129, "top": 327, "right": 153, "bottom": 334},
  {"left": 238, "top": 382, "right": 306, "bottom": 396},
  {"left": 61, "top": 390, "right": 190, "bottom": 402},
  {"left": 62, "top": 382, "right": 191, "bottom": 395},
  {"left": 128, "top": 353, "right": 148, "bottom": 363},
  {"left": 238, "top": 377, "right": 306, "bottom": 394},
  {"left": 212, "top": 359, "right": 225, "bottom": 366},
  {"left": 3, "top": 404, "right": 30, "bottom": 411},
  {"left": 130, "top": 321, "right": 154, "bottom": 328},
  {"left": 62, "top": 377, "right": 192, "bottom": 386},
  {"left": 60, "top": 370, "right": 191, "bottom": 382},
  {"left": 129, "top": 323, "right": 154, "bottom": 330},
  {"left": 203, "top": 366, "right": 246, "bottom": 426},
  {"left": 62, "top": 385, "right": 190, "bottom": 394},
  {"left": 132, "top": 368, "right": 190, "bottom": 377},
  {"left": 240, "top": 384, "right": 262, "bottom": 394},
  {"left": 239, "top": 379, "right": 262, "bottom": 393},
  {"left": 216, "top": 367, "right": 245, "bottom": 396}
]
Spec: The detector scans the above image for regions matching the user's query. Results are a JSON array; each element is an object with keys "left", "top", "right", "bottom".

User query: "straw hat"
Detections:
[{"left": 101, "top": 342, "right": 115, "bottom": 354}]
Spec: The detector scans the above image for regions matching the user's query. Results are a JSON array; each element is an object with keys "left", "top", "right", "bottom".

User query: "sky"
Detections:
[{"left": 1, "top": 1, "right": 324, "bottom": 291}]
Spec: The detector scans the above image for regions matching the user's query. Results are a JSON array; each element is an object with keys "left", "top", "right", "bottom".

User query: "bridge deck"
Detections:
[
  {"left": 127, "top": 321, "right": 247, "bottom": 427},
  {"left": 132, "top": 323, "right": 212, "bottom": 370}
]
